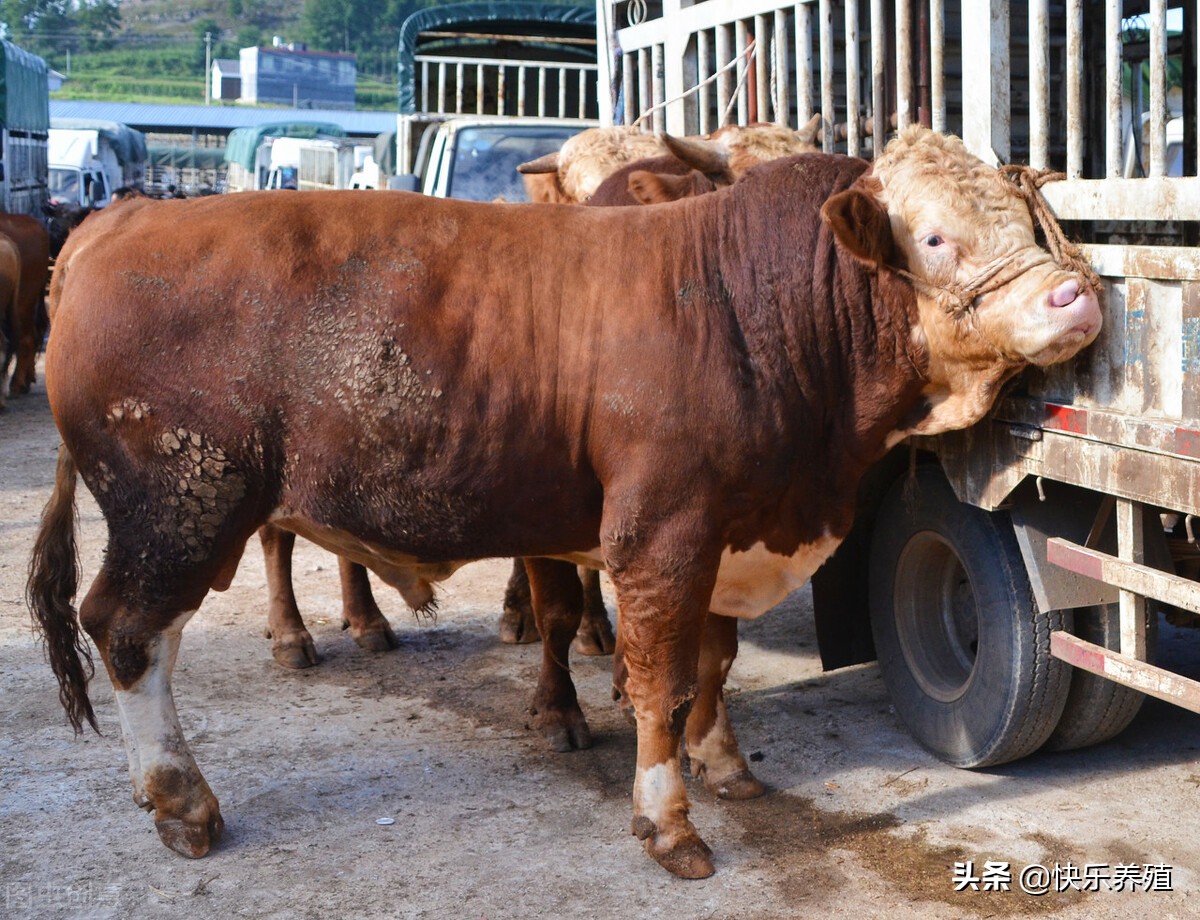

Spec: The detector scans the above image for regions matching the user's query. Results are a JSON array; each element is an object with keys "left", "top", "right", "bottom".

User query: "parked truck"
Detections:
[
  {"left": 48, "top": 119, "right": 146, "bottom": 208},
  {"left": 392, "top": 2, "right": 599, "bottom": 200},
  {"left": 223, "top": 122, "right": 346, "bottom": 192},
  {"left": 606, "top": 1, "right": 1200, "bottom": 767},
  {"left": 0, "top": 40, "right": 49, "bottom": 218}
]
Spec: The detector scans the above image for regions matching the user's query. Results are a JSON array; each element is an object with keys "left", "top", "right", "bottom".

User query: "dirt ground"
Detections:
[{"left": 4, "top": 367, "right": 1200, "bottom": 920}]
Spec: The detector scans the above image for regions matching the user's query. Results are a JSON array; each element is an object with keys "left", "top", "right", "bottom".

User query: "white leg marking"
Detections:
[
  {"left": 111, "top": 612, "right": 197, "bottom": 797},
  {"left": 634, "top": 761, "right": 687, "bottom": 831}
]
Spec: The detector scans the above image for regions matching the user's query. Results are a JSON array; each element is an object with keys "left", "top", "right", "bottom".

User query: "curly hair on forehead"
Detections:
[{"left": 874, "top": 126, "right": 1027, "bottom": 217}]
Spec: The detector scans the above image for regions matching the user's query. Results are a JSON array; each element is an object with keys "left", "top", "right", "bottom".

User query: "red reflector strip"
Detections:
[
  {"left": 1175, "top": 428, "right": 1200, "bottom": 459},
  {"left": 1043, "top": 403, "right": 1088, "bottom": 434}
]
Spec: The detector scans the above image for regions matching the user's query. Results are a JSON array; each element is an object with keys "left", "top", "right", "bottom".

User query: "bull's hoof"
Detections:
[
  {"left": 703, "top": 767, "right": 766, "bottom": 801},
  {"left": 155, "top": 809, "right": 224, "bottom": 859},
  {"left": 572, "top": 615, "right": 616, "bottom": 657},
  {"left": 636, "top": 823, "right": 715, "bottom": 879},
  {"left": 530, "top": 703, "right": 592, "bottom": 752},
  {"left": 350, "top": 620, "right": 400, "bottom": 653},
  {"left": 499, "top": 603, "right": 540, "bottom": 645},
  {"left": 270, "top": 630, "right": 320, "bottom": 669}
]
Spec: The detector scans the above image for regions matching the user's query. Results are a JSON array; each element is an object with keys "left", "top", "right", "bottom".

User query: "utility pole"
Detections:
[{"left": 204, "top": 31, "right": 212, "bottom": 105}]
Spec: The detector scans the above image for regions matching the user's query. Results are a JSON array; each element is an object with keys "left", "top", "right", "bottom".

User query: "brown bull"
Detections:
[
  {"left": 0, "top": 232, "right": 21, "bottom": 407},
  {"left": 0, "top": 214, "right": 49, "bottom": 396},
  {"left": 30, "top": 128, "right": 1100, "bottom": 877}
]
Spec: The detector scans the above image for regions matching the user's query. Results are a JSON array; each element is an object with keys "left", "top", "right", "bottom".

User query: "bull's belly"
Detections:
[
  {"left": 553, "top": 532, "right": 844, "bottom": 620},
  {"left": 273, "top": 514, "right": 842, "bottom": 622}
]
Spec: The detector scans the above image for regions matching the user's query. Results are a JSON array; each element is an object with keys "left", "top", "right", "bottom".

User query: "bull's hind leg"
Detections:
[
  {"left": 259, "top": 525, "right": 319, "bottom": 669},
  {"left": 525, "top": 557, "right": 591, "bottom": 752},
  {"left": 79, "top": 570, "right": 223, "bottom": 858},
  {"left": 571, "top": 566, "right": 616, "bottom": 656},
  {"left": 338, "top": 557, "right": 400, "bottom": 652},
  {"left": 685, "top": 613, "right": 764, "bottom": 800},
  {"left": 499, "top": 558, "right": 538, "bottom": 644}
]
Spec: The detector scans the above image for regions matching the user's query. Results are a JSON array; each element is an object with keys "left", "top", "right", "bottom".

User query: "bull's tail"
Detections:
[{"left": 27, "top": 446, "right": 97, "bottom": 734}]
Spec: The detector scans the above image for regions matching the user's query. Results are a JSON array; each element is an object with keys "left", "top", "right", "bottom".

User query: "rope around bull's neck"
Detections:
[{"left": 892, "top": 164, "right": 1103, "bottom": 317}]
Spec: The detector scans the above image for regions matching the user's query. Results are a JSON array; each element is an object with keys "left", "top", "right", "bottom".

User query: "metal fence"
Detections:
[{"left": 598, "top": 0, "right": 1200, "bottom": 228}]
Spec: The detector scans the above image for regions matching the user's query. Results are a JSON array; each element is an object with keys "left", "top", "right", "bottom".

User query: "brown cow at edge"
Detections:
[
  {"left": 0, "top": 232, "right": 21, "bottom": 407},
  {"left": 0, "top": 214, "right": 50, "bottom": 396},
  {"left": 30, "top": 128, "right": 1101, "bottom": 877}
]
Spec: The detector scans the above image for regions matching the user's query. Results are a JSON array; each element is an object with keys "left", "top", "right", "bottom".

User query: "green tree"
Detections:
[
  {"left": 0, "top": 0, "right": 74, "bottom": 55},
  {"left": 76, "top": 0, "right": 120, "bottom": 53}
]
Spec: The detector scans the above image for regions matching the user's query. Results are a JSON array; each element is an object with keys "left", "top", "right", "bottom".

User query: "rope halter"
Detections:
[{"left": 891, "top": 165, "right": 1103, "bottom": 318}]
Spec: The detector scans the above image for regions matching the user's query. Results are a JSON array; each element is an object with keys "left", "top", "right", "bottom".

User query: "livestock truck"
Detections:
[
  {"left": 223, "top": 122, "right": 347, "bottom": 192},
  {"left": 603, "top": 0, "right": 1200, "bottom": 767},
  {"left": 0, "top": 40, "right": 49, "bottom": 218},
  {"left": 392, "top": 2, "right": 600, "bottom": 199},
  {"left": 48, "top": 119, "right": 147, "bottom": 208}
]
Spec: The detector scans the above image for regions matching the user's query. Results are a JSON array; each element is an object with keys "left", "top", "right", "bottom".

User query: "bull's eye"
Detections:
[{"left": 924, "top": 234, "right": 944, "bottom": 248}]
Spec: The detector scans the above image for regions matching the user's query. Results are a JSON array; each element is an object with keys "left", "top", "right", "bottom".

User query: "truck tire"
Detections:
[
  {"left": 1042, "top": 603, "right": 1155, "bottom": 752},
  {"left": 868, "top": 465, "right": 1073, "bottom": 768}
]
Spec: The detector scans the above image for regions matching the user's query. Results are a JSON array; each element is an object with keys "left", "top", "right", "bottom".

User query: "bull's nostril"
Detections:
[{"left": 1049, "top": 279, "right": 1080, "bottom": 308}]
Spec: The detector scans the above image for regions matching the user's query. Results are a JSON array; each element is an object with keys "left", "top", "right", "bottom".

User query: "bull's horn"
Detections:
[
  {"left": 661, "top": 133, "right": 729, "bottom": 174},
  {"left": 517, "top": 152, "right": 560, "bottom": 174},
  {"left": 797, "top": 113, "right": 822, "bottom": 146}
]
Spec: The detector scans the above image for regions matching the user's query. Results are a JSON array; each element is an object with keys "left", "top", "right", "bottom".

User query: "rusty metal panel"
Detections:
[
  {"left": 895, "top": 0, "right": 912, "bottom": 130},
  {"left": 819, "top": 0, "right": 834, "bottom": 152},
  {"left": 844, "top": 0, "right": 860, "bottom": 155},
  {"left": 1183, "top": 282, "right": 1200, "bottom": 421},
  {"left": 796, "top": 2, "right": 814, "bottom": 124},
  {"left": 1066, "top": 0, "right": 1083, "bottom": 177},
  {"left": 1105, "top": 0, "right": 1122, "bottom": 176},
  {"left": 1149, "top": 0, "right": 1168, "bottom": 177},
  {"left": 1029, "top": 0, "right": 1049, "bottom": 168},
  {"left": 1042, "top": 178, "right": 1200, "bottom": 221},
  {"left": 871, "top": 0, "right": 886, "bottom": 148},
  {"left": 930, "top": 0, "right": 945, "bottom": 133}
]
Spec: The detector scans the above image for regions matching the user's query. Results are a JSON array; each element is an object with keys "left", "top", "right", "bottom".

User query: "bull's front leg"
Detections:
[
  {"left": 80, "top": 574, "right": 222, "bottom": 858},
  {"left": 606, "top": 509, "right": 722, "bottom": 878},
  {"left": 525, "top": 557, "right": 591, "bottom": 752},
  {"left": 685, "top": 612, "right": 764, "bottom": 800}
]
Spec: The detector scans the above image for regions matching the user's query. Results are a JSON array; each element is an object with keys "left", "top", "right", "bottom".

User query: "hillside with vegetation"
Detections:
[{"left": 0, "top": 0, "right": 577, "bottom": 110}]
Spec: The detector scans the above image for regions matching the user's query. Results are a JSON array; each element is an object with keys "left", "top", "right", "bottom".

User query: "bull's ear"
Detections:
[{"left": 819, "top": 180, "right": 895, "bottom": 269}]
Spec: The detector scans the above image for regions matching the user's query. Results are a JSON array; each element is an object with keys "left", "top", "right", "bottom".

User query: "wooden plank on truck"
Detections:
[{"left": 1051, "top": 632, "right": 1200, "bottom": 713}]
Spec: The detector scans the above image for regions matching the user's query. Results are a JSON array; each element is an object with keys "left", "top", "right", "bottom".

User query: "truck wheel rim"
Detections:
[{"left": 894, "top": 531, "right": 980, "bottom": 704}]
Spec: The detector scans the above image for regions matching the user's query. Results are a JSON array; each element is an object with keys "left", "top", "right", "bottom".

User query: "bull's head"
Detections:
[{"left": 821, "top": 126, "right": 1102, "bottom": 435}]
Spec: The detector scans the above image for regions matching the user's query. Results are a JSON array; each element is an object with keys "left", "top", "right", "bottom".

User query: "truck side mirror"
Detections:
[{"left": 388, "top": 175, "right": 419, "bottom": 192}]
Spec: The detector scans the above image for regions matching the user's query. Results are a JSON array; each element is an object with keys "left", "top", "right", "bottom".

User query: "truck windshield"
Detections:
[
  {"left": 49, "top": 168, "right": 82, "bottom": 204},
  {"left": 446, "top": 126, "right": 584, "bottom": 202}
]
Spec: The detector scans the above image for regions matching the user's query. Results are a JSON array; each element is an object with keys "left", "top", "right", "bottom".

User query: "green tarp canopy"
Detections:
[
  {"left": 51, "top": 117, "right": 148, "bottom": 163},
  {"left": 147, "top": 144, "right": 228, "bottom": 170},
  {"left": 373, "top": 131, "right": 396, "bottom": 176},
  {"left": 0, "top": 40, "right": 49, "bottom": 132},
  {"left": 224, "top": 122, "right": 346, "bottom": 171},
  {"left": 397, "top": 3, "right": 596, "bottom": 115}
]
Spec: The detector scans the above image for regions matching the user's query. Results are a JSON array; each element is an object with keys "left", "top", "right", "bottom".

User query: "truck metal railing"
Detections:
[{"left": 415, "top": 53, "right": 598, "bottom": 120}]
